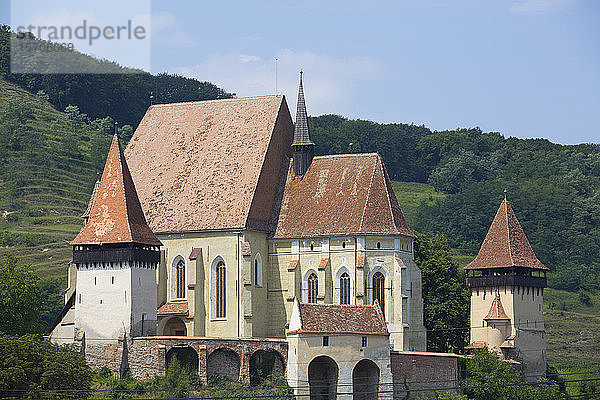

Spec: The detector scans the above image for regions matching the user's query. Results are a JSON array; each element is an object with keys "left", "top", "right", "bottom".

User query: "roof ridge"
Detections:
[
  {"left": 243, "top": 96, "right": 286, "bottom": 228},
  {"left": 505, "top": 200, "right": 514, "bottom": 266},
  {"left": 313, "top": 153, "right": 378, "bottom": 160},
  {"left": 116, "top": 135, "right": 134, "bottom": 242},
  {"left": 149, "top": 94, "right": 283, "bottom": 108},
  {"left": 359, "top": 156, "right": 378, "bottom": 232},
  {"left": 378, "top": 155, "right": 397, "bottom": 234}
]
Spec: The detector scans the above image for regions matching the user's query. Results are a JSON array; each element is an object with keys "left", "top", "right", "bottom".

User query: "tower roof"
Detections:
[
  {"left": 71, "top": 134, "right": 162, "bottom": 246},
  {"left": 292, "top": 72, "right": 313, "bottom": 146},
  {"left": 484, "top": 292, "right": 510, "bottom": 320},
  {"left": 466, "top": 199, "right": 547, "bottom": 270},
  {"left": 273, "top": 153, "right": 414, "bottom": 238}
]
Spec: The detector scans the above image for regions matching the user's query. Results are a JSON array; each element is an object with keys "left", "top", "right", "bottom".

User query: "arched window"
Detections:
[
  {"left": 254, "top": 253, "right": 262, "bottom": 287},
  {"left": 176, "top": 259, "right": 185, "bottom": 299},
  {"left": 373, "top": 271, "right": 385, "bottom": 313},
  {"left": 216, "top": 261, "right": 226, "bottom": 318},
  {"left": 308, "top": 273, "right": 318, "bottom": 303},
  {"left": 340, "top": 273, "right": 350, "bottom": 305}
]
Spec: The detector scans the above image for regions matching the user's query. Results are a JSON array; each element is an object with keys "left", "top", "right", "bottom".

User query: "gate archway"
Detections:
[
  {"left": 308, "top": 355, "right": 338, "bottom": 400},
  {"left": 249, "top": 349, "right": 285, "bottom": 385},
  {"left": 352, "top": 359, "right": 379, "bottom": 400},
  {"left": 165, "top": 346, "right": 199, "bottom": 375},
  {"left": 207, "top": 348, "right": 241, "bottom": 382},
  {"left": 162, "top": 317, "right": 187, "bottom": 336}
]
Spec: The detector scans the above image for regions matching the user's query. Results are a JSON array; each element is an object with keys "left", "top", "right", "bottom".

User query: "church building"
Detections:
[{"left": 51, "top": 74, "right": 436, "bottom": 392}]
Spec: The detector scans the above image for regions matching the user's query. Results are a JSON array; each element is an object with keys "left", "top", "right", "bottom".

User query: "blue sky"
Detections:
[{"left": 1, "top": 0, "right": 599, "bottom": 144}]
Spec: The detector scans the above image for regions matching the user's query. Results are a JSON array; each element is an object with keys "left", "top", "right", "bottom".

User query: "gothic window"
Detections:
[
  {"left": 340, "top": 272, "right": 350, "bottom": 305},
  {"left": 216, "top": 261, "right": 226, "bottom": 318},
  {"left": 254, "top": 253, "right": 263, "bottom": 287},
  {"left": 176, "top": 259, "right": 186, "bottom": 299},
  {"left": 308, "top": 273, "right": 318, "bottom": 303},
  {"left": 373, "top": 271, "right": 385, "bottom": 313}
]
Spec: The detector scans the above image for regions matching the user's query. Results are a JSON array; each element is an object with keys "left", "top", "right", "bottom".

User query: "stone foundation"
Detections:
[{"left": 84, "top": 336, "right": 288, "bottom": 385}]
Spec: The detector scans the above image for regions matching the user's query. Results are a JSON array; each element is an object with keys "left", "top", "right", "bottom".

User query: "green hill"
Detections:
[
  {"left": 0, "top": 25, "right": 232, "bottom": 128},
  {"left": 0, "top": 78, "right": 108, "bottom": 277}
]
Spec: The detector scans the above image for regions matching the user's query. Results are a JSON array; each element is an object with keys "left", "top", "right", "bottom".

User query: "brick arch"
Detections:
[{"left": 207, "top": 347, "right": 241, "bottom": 381}]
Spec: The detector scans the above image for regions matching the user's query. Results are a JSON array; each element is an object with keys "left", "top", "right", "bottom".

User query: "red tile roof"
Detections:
[
  {"left": 71, "top": 135, "right": 162, "bottom": 246},
  {"left": 291, "top": 302, "right": 388, "bottom": 335},
  {"left": 465, "top": 341, "right": 486, "bottom": 350},
  {"left": 125, "top": 96, "right": 293, "bottom": 233},
  {"left": 273, "top": 153, "right": 413, "bottom": 238},
  {"left": 484, "top": 292, "right": 510, "bottom": 320},
  {"left": 466, "top": 199, "right": 547, "bottom": 270},
  {"left": 189, "top": 247, "right": 201, "bottom": 260},
  {"left": 157, "top": 301, "right": 188, "bottom": 316}
]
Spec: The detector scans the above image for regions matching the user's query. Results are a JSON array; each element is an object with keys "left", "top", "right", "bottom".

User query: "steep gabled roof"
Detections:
[
  {"left": 125, "top": 95, "right": 293, "bottom": 233},
  {"left": 71, "top": 135, "right": 161, "bottom": 246},
  {"left": 465, "top": 199, "right": 547, "bottom": 270},
  {"left": 273, "top": 153, "right": 413, "bottom": 238},
  {"left": 484, "top": 292, "right": 510, "bottom": 320},
  {"left": 288, "top": 300, "right": 388, "bottom": 335}
]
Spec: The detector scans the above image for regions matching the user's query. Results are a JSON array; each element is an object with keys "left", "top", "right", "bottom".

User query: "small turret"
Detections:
[{"left": 292, "top": 71, "right": 314, "bottom": 177}]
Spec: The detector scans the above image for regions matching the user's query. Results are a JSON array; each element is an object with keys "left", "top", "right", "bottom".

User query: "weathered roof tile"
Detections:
[
  {"left": 274, "top": 153, "right": 413, "bottom": 238},
  {"left": 71, "top": 135, "right": 161, "bottom": 246},
  {"left": 466, "top": 199, "right": 547, "bottom": 270},
  {"left": 291, "top": 302, "right": 388, "bottom": 335},
  {"left": 125, "top": 95, "right": 292, "bottom": 233}
]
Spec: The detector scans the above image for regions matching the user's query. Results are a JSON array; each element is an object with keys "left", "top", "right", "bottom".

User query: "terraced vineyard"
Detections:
[{"left": 0, "top": 78, "right": 97, "bottom": 278}]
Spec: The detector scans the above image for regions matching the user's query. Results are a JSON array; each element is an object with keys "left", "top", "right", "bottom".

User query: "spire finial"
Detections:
[
  {"left": 504, "top": 189, "right": 508, "bottom": 201},
  {"left": 114, "top": 121, "right": 119, "bottom": 137},
  {"left": 292, "top": 71, "right": 314, "bottom": 177}
]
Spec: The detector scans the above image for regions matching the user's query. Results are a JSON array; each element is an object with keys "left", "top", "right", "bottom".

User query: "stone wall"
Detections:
[
  {"left": 126, "top": 336, "right": 288, "bottom": 384},
  {"left": 391, "top": 351, "right": 460, "bottom": 399}
]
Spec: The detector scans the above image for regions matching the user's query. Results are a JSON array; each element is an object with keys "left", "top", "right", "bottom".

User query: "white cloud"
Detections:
[
  {"left": 170, "top": 49, "right": 383, "bottom": 117},
  {"left": 510, "top": 0, "right": 577, "bottom": 14},
  {"left": 151, "top": 11, "right": 195, "bottom": 46}
]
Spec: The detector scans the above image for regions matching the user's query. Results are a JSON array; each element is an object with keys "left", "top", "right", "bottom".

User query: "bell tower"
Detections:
[
  {"left": 292, "top": 71, "right": 314, "bottom": 177},
  {"left": 71, "top": 133, "right": 162, "bottom": 341},
  {"left": 466, "top": 195, "right": 548, "bottom": 381}
]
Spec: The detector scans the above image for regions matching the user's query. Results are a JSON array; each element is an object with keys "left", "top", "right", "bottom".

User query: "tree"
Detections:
[
  {"left": 462, "top": 348, "right": 565, "bottom": 400},
  {"left": 38, "top": 276, "right": 65, "bottom": 333},
  {"left": 0, "top": 336, "right": 93, "bottom": 399},
  {"left": 414, "top": 232, "right": 470, "bottom": 353},
  {"left": 0, "top": 255, "right": 41, "bottom": 335}
]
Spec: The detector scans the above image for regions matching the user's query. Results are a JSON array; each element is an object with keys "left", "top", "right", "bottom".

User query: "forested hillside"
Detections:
[
  {"left": 0, "top": 25, "right": 232, "bottom": 127},
  {"left": 310, "top": 114, "right": 600, "bottom": 292}
]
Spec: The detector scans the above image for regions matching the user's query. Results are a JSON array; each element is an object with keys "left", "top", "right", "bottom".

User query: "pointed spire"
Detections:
[
  {"left": 466, "top": 197, "right": 547, "bottom": 270},
  {"left": 293, "top": 71, "right": 312, "bottom": 145},
  {"left": 71, "top": 134, "right": 161, "bottom": 246},
  {"left": 292, "top": 71, "right": 315, "bottom": 177},
  {"left": 484, "top": 292, "right": 510, "bottom": 320}
]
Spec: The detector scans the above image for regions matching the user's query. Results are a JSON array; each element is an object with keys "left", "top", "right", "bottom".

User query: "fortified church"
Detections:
[{"left": 50, "top": 74, "right": 548, "bottom": 397}]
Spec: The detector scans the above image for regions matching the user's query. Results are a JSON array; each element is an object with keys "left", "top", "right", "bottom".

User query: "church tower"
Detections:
[
  {"left": 466, "top": 195, "right": 548, "bottom": 381},
  {"left": 292, "top": 71, "right": 314, "bottom": 177},
  {"left": 71, "top": 134, "right": 162, "bottom": 341}
]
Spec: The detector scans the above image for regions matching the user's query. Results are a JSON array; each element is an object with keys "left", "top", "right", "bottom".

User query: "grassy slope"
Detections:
[
  {"left": 0, "top": 79, "right": 91, "bottom": 278},
  {"left": 392, "top": 180, "right": 600, "bottom": 375}
]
